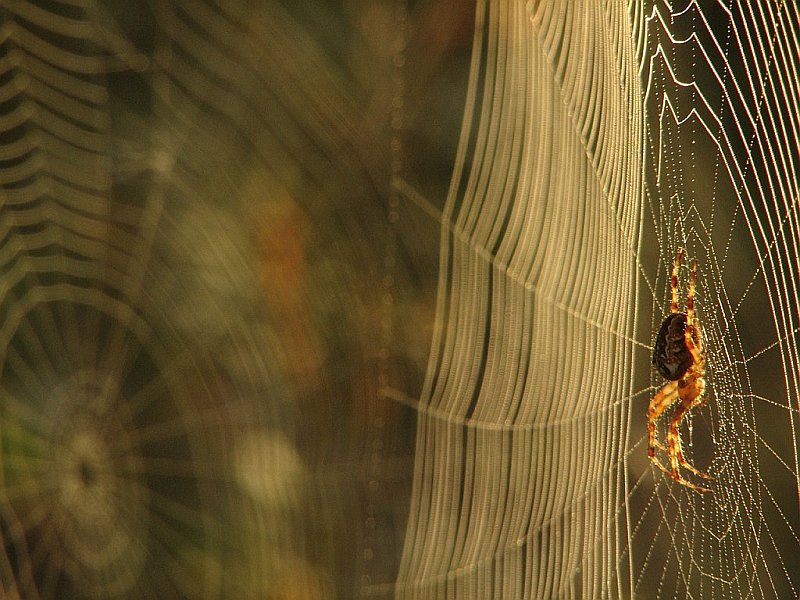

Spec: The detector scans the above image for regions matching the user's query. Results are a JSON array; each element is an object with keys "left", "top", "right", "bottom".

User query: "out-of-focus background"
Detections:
[
  {"left": 0, "top": 0, "right": 469, "bottom": 597},
  {"left": 2, "top": 1, "right": 800, "bottom": 599}
]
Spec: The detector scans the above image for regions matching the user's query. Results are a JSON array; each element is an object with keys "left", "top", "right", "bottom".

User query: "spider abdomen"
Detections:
[{"left": 652, "top": 313, "right": 692, "bottom": 381}]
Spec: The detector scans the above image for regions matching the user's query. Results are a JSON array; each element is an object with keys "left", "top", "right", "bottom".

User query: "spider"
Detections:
[{"left": 649, "top": 247, "right": 713, "bottom": 493}]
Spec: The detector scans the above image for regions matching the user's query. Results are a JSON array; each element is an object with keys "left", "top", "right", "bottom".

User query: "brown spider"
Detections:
[{"left": 649, "top": 247, "right": 713, "bottom": 493}]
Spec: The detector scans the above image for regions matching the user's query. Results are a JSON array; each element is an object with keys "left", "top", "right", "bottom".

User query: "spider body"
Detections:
[
  {"left": 648, "top": 248, "right": 713, "bottom": 493},
  {"left": 652, "top": 313, "right": 692, "bottom": 381}
]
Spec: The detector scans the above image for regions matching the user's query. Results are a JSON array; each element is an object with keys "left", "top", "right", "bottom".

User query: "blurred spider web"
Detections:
[
  {"left": 0, "top": 0, "right": 407, "bottom": 597},
  {"left": 2, "top": 0, "right": 800, "bottom": 599}
]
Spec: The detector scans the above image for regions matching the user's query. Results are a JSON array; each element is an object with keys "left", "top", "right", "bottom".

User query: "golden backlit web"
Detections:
[
  {"left": 393, "top": 1, "right": 800, "bottom": 598},
  {"left": 2, "top": 0, "right": 800, "bottom": 598}
]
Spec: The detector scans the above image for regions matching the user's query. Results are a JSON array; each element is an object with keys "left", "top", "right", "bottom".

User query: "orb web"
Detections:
[
  {"left": 3, "top": 0, "right": 800, "bottom": 598},
  {"left": 0, "top": 1, "right": 311, "bottom": 598}
]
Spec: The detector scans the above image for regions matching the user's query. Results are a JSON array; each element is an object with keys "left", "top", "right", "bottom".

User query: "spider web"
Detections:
[
  {"left": 0, "top": 1, "right": 366, "bottom": 597},
  {"left": 2, "top": 0, "right": 800, "bottom": 599},
  {"left": 393, "top": 0, "right": 800, "bottom": 598}
]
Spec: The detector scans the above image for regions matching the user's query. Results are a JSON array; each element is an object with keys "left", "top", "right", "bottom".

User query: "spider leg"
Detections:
[
  {"left": 648, "top": 380, "right": 679, "bottom": 475},
  {"left": 683, "top": 323, "right": 706, "bottom": 416},
  {"left": 683, "top": 321, "right": 704, "bottom": 367},
  {"left": 686, "top": 258, "right": 699, "bottom": 335},
  {"left": 670, "top": 247, "right": 684, "bottom": 314},
  {"left": 692, "top": 316, "right": 704, "bottom": 356},
  {"left": 667, "top": 374, "right": 712, "bottom": 492}
]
